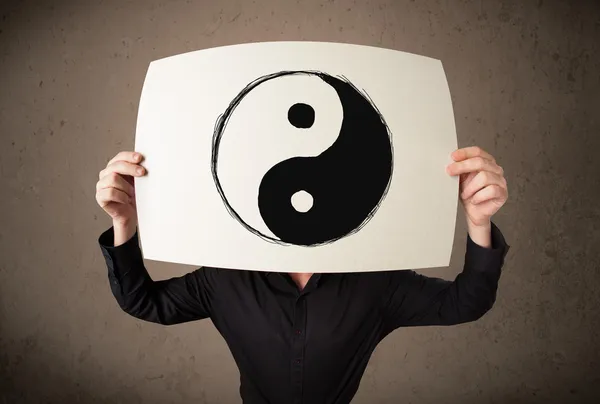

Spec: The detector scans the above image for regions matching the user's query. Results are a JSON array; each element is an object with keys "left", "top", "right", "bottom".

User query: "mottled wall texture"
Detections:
[{"left": 1, "top": 0, "right": 599, "bottom": 403}]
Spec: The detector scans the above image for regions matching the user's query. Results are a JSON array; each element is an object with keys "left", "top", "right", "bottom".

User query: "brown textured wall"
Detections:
[{"left": 1, "top": 0, "right": 599, "bottom": 403}]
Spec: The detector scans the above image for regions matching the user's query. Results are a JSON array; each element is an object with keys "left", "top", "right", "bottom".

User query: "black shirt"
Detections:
[{"left": 98, "top": 222, "right": 510, "bottom": 404}]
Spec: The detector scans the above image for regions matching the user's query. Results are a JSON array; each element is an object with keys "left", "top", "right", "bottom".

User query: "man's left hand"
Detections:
[{"left": 446, "top": 146, "right": 508, "bottom": 229}]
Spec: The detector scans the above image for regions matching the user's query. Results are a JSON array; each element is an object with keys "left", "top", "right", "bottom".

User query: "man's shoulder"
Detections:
[
  {"left": 324, "top": 270, "right": 398, "bottom": 288},
  {"left": 338, "top": 269, "right": 420, "bottom": 288},
  {"left": 195, "top": 266, "right": 263, "bottom": 281}
]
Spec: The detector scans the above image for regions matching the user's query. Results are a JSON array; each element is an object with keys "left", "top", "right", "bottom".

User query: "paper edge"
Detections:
[{"left": 133, "top": 43, "right": 459, "bottom": 273}]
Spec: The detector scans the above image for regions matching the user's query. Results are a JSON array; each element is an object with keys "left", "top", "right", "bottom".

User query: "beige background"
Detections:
[{"left": 1, "top": 0, "right": 599, "bottom": 403}]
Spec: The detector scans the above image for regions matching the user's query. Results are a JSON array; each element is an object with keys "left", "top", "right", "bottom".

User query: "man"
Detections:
[{"left": 95, "top": 146, "right": 510, "bottom": 404}]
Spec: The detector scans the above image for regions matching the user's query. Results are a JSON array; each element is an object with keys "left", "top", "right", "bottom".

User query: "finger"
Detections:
[
  {"left": 107, "top": 151, "right": 143, "bottom": 167},
  {"left": 96, "top": 187, "right": 131, "bottom": 207},
  {"left": 447, "top": 156, "right": 504, "bottom": 177},
  {"left": 96, "top": 172, "right": 135, "bottom": 198},
  {"left": 459, "top": 171, "right": 477, "bottom": 188},
  {"left": 461, "top": 171, "right": 506, "bottom": 200},
  {"left": 470, "top": 184, "right": 506, "bottom": 205},
  {"left": 99, "top": 160, "right": 145, "bottom": 180},
  {"left": 451, "top": 146, "right": 496, "bottom": 163}
]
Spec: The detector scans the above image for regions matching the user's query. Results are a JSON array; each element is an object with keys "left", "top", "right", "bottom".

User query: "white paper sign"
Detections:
[{"left": 134, "top": 41, "right": 458, "bottom": 273}]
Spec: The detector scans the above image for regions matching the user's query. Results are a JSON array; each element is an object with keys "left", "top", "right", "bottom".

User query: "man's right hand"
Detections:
[{"left": 96, "top": 151, "right": 146, "bottom": 244}]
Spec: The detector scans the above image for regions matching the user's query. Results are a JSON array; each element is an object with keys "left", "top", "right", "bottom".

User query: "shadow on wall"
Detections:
[
  {"left": 1, "top": 348, "right": 599, "bottom": 404},
  {"left": 0, "top": 337, "right": 149, "bottom": 404}
]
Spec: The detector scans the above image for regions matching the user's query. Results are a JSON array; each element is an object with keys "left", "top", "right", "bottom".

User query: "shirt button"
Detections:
[
  {"left": 295, "top": 329, "right": 302, "bottom": 335},
  {"left": 295, "top": 359, "right": 302, "bottom": 364}
]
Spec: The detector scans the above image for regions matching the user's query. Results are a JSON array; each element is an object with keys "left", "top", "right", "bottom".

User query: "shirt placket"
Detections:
[{"left": 291, "top": 294, "right": 307, "bottom": 404}]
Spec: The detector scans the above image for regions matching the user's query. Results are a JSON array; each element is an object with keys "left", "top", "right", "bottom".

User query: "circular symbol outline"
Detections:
[{"left": 211, "top": 70, "right": 394, "bottom": 247}]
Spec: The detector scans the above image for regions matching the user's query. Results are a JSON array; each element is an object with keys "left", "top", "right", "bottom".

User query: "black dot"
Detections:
[{"left": 288, "top": 103, "right": 315, "bottom": 129}]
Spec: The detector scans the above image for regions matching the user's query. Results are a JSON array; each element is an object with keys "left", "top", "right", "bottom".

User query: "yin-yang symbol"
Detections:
[{"left": 212, "top": 71, "right": 393, "bottom": 247}]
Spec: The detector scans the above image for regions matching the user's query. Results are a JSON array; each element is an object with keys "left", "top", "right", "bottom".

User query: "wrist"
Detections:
[
  {"left": 467, "top": 218, "right": 492, "bottom": 248},
  {"left": 466, "top": 217, "right": 491, "bottom": 231},
  {"left": 113, "top": 218, "right": 137, "bottom": 246}
]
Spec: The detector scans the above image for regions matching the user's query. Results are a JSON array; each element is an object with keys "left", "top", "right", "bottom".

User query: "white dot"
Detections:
[{"left": 291, "top": 190, "right": 313, "bottom": 213}]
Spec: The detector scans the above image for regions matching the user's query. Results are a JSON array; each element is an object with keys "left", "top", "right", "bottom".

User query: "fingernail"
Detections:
[
  {"left": 134, "top": 153, "right": 140, "bottom": 161},
  {"left": 137, "top": 167, "right": 144, "bottom": 175}
]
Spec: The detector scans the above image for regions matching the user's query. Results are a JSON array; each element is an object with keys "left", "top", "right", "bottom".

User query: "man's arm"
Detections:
[
  {"left": 381, "top": 221, "right": 510, "bottom": 331},
  {"left": 99, "top": 226, "right": 217, "bottom": 325}
]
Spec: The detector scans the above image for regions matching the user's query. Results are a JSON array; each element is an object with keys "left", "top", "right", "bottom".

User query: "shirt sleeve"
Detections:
[
  {"left": 381, "top": 221, "right": 510, "bottom": 331},
  {"left": 98, "top": 227, "right": 217, "bottom": 325}
]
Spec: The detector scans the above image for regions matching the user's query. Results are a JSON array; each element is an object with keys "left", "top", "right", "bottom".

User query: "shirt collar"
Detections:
[{"left": 265, "top": 272, "right": 323, "bottom": 285}]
